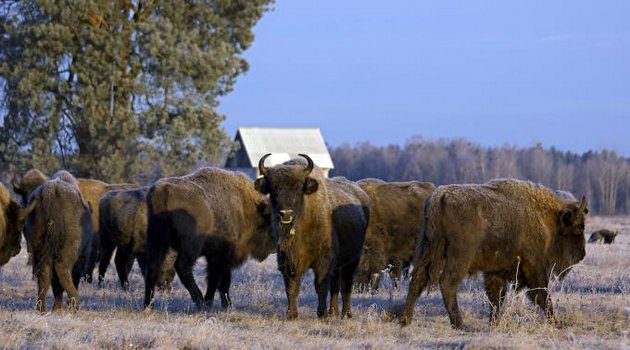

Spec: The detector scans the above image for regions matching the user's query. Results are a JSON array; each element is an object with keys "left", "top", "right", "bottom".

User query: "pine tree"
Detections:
[{"left": 0, "top": 0, "right": 273, "bottom": 181}]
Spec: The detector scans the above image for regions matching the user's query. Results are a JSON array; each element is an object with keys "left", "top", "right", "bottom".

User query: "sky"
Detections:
[{"left": 217, "top": 0, "right": 630, "bottom": 155}]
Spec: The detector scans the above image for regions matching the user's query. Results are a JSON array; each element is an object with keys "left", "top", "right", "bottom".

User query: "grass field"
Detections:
[{"left": 0, "top": 216, "right": 628, "bottom": 349}]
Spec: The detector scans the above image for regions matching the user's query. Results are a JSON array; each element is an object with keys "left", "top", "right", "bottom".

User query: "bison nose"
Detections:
[{"left": 279, "top": 209, "right": 294, "bottom": 224}]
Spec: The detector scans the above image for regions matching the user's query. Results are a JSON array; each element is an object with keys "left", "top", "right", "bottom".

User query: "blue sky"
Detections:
[{"left": 218, "top": 0, "right": 630, "bottom": 155}]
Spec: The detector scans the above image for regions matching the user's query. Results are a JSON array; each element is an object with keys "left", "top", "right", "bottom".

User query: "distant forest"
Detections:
[{"left": 330, "top": 137, "right": 630, "bottom": 215}]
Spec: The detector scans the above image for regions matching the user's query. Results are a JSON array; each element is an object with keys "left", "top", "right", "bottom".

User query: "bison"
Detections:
[
  {"left": 23, "top": 171, "right": 93, "bottom": 312},
  {"left": 143, "top": 167, "right": 275, "bottom": 310},
  {"left": 588, "top": 229, "right": 618, "bottom": 244},
  {"left": 400, "top": 179, "right": 588, "bottom": 329},
  {"left": 12, "top": 169, "right": 138, "bottom": 282},
  {"left": 555, "top": 190, "right": 578, "bottom": 202},
  {"left": 355, "top": 179, "right": 435, "bottom": 291},
  {"left": 98, "top": 187, "right": 176, "bottom": 290},
  {"left": 255, "top": 154, "right": 369, "bottom": 319},
  {"left": 0, "top": 183, "right": 24, "bottom": 266}
]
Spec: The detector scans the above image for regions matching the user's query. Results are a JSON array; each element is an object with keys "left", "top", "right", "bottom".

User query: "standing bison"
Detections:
[
  {"left": 401, "top": 179, "right": 588, "bottom": 329},
  {"left": 355, "top": 179, "right": 434, "bottom": 291},
  {"left": 255, "top": 154, "right": 369, "bottom": 319},
  {"left": 12, "top": 169, "right": 138, "bottom": 282},
  {"left": 98, "top": 187, "right": 176, "bottom": 289},
  {"left": 144, "top": 167, "right": 275, "bottom": 309},
  {"left": 23, "top": 171, "right": 93, "bottom": 312},
  {"left": 0, "top": 183, "right": 24, "bottom": 266}
]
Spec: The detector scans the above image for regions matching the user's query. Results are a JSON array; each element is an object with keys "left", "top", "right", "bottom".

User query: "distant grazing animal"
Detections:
[
  {"left": 355, "top": 178, "right": 435, "bottom": 291},
  {"left": 0, "top": 183, "right": 25, "bottom": 266},
  {"left": 23, "top": 171, "right": 93, "bottom": 312},
  {"left": 144, "top": 167, "right": 275, "bottom": 310},
  {"left": 588, "top": 229, "right": 618, "bottom": 244},
  {"left": 401, "top": 179, "right": 588, "bottom": 329},
  {"left": 12, "top": 169, "right": 139, "bottom": 282},
  {"left": 98, "top": 187, "right": 176, "bottom": 290},
  {"left": 255, "top": 154, "right": 369, "bottom": 319}
]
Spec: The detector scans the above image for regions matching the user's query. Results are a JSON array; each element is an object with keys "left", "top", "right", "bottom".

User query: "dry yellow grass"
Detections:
[{"left": 0, "top": 216, "right": 628, "bottom": 349}]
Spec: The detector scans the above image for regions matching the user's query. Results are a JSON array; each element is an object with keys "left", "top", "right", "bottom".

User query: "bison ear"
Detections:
[
  {"left": 304, "top": 177, "right": 319, "bottom": 195},
  {"left": 254, "top": 177, "right": 269, "bottom": 195}
]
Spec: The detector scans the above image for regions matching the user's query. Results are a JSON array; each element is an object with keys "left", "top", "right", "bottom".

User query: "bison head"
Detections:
[
  {"left": 553, "top": 195, "right": 588, "bottom": 277},
  {"left": 255, "top": 153, "right": 319, "bottom": 240}
]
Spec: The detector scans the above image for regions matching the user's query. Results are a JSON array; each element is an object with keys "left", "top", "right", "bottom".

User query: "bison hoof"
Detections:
[{"left": 286, "top": 311, "right": 298, "bottom": 320}]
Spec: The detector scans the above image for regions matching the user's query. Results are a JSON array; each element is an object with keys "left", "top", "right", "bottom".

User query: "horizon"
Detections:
[{"left": 218, "top": 0, "right": 630, "bottom": 156}]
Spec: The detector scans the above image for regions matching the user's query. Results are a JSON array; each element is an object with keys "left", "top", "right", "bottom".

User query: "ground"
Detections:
[{"left": 0, "top": 216, "right": 628, "bottom": 349}]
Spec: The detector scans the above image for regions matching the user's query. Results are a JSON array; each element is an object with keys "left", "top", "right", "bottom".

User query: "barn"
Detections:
[{"left": 224, "top": 127, "right": 335, "bottom": 179}]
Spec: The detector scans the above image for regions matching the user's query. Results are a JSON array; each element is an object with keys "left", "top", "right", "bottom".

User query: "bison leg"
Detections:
[
  {"left": 523, "top": 267, "right": 554, "bottom": 322},
  {"left": 84, "top": 238, "right": 99, "bottom": 283},
  {"left": 36, "top": 263, "right": 52, "bottom": 313},
  {"left": 400, "top": 261, "right": 429, "bottom": 326},
  {"left": 114, "top": 248, "right": 135, "bottom": 290},
  {"left": 174, "top": 254, "right": 204, "bottom": 309},
  {"left": 218, "top": 268, "right": 232, "bottom": 309},
  {"left": 203, "top": 259, "right": 220, "bottom": 309},
  {"left": 439, "top": 268, "right": 465, "bottom": 329},
  {"left": 328, "top": 268, "right": 341, "bottom": 317},
  {"left": 313, "top": 269, "right": 330, "bottom": 318},
  {"left": 51, "top": 272, "right": 63, "bottom": 311},
  {"left": 97, "top": 233, "right": 116, "bottom": 287},
  {"left": 340, "top": 260, "right": 360, "bottom": 319},
  {"left": 55, "top": 264, "right": 80, "bottom": 312},
  {"left": 282, "top": 273, "right": 300, "bottom": 320},
  {"left": 484, "top": 273, "right": 507, "bottom": 324}
]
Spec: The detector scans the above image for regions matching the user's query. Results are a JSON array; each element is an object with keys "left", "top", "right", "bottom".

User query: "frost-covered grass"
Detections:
[{"left": 0, "top": 216, "right": 628, "bottom": 349}]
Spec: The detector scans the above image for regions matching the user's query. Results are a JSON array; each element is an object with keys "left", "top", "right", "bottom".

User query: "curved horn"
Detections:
[
  {"left": 579, "top": 195, "right": 587, "bottom": 210},
  {"left": 298, "top": 153, "right": 314, "bottom": 175},
  {"left": 258, "top": 153, "right": 272, "bottom": 177}
]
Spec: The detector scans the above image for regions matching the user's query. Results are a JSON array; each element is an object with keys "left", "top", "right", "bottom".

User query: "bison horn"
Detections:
[
  {"left": 258, "top": 153, "right": 272, "bottom": 177},
  {"left": 298, "top": 153, "right": 314, "bottom": 175},
  {"left": 579, "top": 195, "right": 587, "bottom": 211}
]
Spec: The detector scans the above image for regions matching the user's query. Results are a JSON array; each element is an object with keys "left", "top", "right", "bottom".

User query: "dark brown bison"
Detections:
[
  {"left": 588, "top": 229, "right": 618, "bottom": 244},
  {"left": 98, "top": 187, "right": 176, "bottom": 289},
  {"left": 0, "top": 183, "right": 24, "bottom": 265},
  {"left": 355, "top": 178, "right": 435, "bottom": 291},
  {"left": 12, "top": 169, "right": 138, "bottom": 282},
  {"left": 255, "top": 154, "right": 369, "bottom": 319},
  {"left": 401, "top": 179, "right": 588, "bottom": 329},
  {"left": 23, "top": 171, "right": 93, "bottom": 312},
  {"left": 144, "top": 167, "right": 275, "bottom": 309}
]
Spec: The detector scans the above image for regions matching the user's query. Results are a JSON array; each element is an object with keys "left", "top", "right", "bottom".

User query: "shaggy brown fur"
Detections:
[
  {"left": 255, "top": 155, "right": 369, "bottom": 319},
  {"left": 355, "top": 179, "right": 435, "bottom": 291},
  {"left": 401, "top": 179, "right": 588, "bottom": 329},
  {"left": 12, "top": 169, "right": 139, "bottom": 282},
  {"left": 144, "top": 167, "right": 275, "bottom": 310},
  {"left": 0, "top": 184, "right": 24, "bottom": 265},
  {"left": 23, "top": 171, "right": 93, "bottom": 312},
  {"left": 588, "top": 229, "right": 618, "bottom": 244},
  {"left": 98, "top": 187, "right": 176, "bottom": 290}
]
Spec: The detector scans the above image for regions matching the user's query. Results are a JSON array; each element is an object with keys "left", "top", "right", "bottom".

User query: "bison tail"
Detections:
[{"left": 413, "top": 191, "right": 448, "bottom": 290}]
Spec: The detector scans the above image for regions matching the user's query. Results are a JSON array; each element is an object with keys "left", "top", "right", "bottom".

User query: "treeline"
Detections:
[{"left": 330, "top": 137, "right": 630, "bottom": 215}]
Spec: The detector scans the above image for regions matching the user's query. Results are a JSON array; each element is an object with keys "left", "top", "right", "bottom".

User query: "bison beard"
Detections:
[
  {"left": 256, "top": 154, "right": 369, "bottom": 319},
  {"left": 400, "top": 179, "right": 588, "bottom": 329}
]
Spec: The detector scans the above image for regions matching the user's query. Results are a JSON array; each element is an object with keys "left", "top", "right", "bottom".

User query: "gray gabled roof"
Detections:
[{"left": 236, "top": 127, "right": 334, "bottom": 169}]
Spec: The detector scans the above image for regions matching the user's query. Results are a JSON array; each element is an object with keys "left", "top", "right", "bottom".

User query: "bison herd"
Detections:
[{"left": 0, "top": 153, "right": 616, "bottom": 329}]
